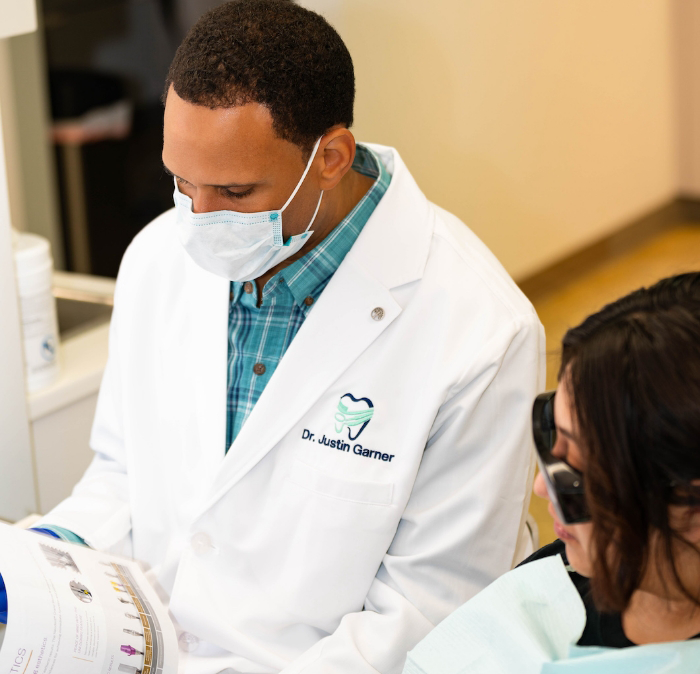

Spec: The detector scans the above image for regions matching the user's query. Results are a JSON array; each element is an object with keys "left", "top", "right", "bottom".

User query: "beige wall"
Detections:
[
  {"left": 0, "top": 30, "right": 63, "bottom": 266},
  {"left": 0, "top": 39, "right": 27, "bottom": 233},
  {"left": 675, "top": 0, "right": 700, "bottom": 197},
  {"left": 304, "top": 0, "right": 679, "bottom": 280}
]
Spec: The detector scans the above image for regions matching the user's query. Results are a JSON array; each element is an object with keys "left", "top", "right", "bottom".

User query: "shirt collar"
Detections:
[{"left": 271, "top": 143, "right": 390, "bottom": 308}]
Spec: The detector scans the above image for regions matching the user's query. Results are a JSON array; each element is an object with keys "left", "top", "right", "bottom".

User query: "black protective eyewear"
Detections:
[{"left": 532, "top": 391, "right": 591, "bottom": 525}]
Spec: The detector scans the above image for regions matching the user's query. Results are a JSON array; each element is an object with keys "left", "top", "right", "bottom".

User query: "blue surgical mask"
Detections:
[{"left": 175, "top": 136, "right": 323, "bottom": 281}]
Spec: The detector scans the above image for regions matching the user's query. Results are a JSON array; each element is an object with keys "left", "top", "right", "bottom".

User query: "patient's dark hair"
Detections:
[
  {"left": 164, "top": 0, "right": 354, "bottom": 158},
  {"left": 560, "top": 272, "right": 700, "bottom": 612}
]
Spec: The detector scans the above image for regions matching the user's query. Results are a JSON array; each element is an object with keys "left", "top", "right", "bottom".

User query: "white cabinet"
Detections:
[
  {"left": 28, "top": 321, "right": 109, "bottom": 514},
  {"left": 0, "top": 0, "right": 39, "bottom": 521},
  {"left": 0, "top": 1, "right": 110, "bottom": 521}
]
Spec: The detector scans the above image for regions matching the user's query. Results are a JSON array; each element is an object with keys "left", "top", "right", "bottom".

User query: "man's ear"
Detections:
[{"left": 317, "top": 127, "right": 356, "bottom": 191}]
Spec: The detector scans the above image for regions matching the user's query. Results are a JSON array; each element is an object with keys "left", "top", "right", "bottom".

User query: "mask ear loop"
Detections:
[
  {"left": 303, "top": 191, "right": 324, "bottom": 233},
  {"left": 280, "top": 136, "right": 324, "bottom": 213}
]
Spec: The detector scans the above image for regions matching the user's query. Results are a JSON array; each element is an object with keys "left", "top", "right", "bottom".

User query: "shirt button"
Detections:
[
  {"left": 253, "top": 363, "right": 266, "bottom": 375},
  {"left": 371, "top": 307, "right": 385, "bottom": 321},
  {"left": 229, "top": 290, "right": 234, "bottom": 302},
  {"left": 190, "top": 532, "right": 213, "bottom": 556},
  {"left": 178, "top": 632, "right": 199, "bottom": 652},
  {"left": 243, "top": 282, "right": 253, "bottom": 293},
  {"left": 304, "top": 296, "right": 314, "bottom": 306}
]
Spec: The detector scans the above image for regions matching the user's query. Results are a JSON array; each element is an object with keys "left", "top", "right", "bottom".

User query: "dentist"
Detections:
[{"left": 34, "top": 1, "right": 544, "bottom": 672}]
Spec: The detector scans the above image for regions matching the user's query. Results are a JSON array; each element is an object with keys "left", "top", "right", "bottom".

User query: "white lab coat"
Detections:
[{"left": 42, "top": 145, "right": 545, "bottom": 674}]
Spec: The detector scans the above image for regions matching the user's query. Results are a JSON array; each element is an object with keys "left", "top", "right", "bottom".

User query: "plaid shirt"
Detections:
[{"left": 225, "top": 145, "right": 391, "bottom": 451}]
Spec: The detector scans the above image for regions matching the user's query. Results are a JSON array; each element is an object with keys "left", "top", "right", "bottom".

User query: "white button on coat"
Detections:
[
  {"left": 190, "top": 532, "right": 213, "bottom": 556},
  {"left": 178, "top": 632, "right": 200, "bottom": 652}
]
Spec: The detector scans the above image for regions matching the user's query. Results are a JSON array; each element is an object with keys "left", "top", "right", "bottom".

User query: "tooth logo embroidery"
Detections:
[{"left": 334, "top": 393, "right": 374, "bottom": 440}]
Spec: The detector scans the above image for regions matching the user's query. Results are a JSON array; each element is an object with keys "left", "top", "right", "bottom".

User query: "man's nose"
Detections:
[
  {"left": 533, "top": 471, "right": 549, "bottom": 501},
  {"left": 191, "top": 189, "right": 223, "bottom": 214}
]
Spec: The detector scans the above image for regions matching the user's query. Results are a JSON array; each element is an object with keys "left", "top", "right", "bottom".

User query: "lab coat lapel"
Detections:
[
  {"left": 200, "top": 258, "right": 401, "bottom": 514},
  {"left": 184, "top": 258, "right": 230, "bottom": 492},
  {"left": 196, "top": 144, "right": 434, "bottom": 515}
]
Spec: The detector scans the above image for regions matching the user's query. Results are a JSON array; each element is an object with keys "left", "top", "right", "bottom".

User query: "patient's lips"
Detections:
[
  {"left": 550, "top": 504, "right": 578, "bottom": 543},
  {"left": 553, "top": 519, "right": 577, "bottom": 543}
]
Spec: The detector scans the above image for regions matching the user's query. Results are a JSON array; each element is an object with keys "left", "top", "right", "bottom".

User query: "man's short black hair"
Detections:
[{"left": 165, "top": 0, "right": 355, "bottom": 156}]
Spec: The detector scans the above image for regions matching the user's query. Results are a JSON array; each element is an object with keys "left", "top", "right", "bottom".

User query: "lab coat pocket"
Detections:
[
  {"left": 287, "top": 459, "right": 393, "bottom": 506},
  {"left": 255, "top": 459, "right": 398, "bottom": 629}
]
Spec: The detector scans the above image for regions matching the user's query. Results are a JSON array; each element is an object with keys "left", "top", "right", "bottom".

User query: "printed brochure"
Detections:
[{"left": 0, "top": 524, "right": 177, "bottom": 674}]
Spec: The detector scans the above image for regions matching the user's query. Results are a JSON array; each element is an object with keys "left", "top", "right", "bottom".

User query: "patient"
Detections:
[{"left": 404, "top": 272, "right": 700, "bottom": 672}]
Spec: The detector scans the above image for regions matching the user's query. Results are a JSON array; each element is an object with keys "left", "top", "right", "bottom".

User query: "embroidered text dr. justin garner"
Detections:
[{"left": 301, "top": 429, "right": 395, "bottom": 462}]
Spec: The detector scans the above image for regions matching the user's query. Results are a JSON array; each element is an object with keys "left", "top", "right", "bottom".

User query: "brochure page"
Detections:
[{"left": 0, "top": 523, "right": 177, "bottom": 674}]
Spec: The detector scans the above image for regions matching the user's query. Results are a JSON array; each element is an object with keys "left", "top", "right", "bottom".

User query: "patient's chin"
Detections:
[{"left": 563, "top": 527, "right": 593, "bottom": 578}]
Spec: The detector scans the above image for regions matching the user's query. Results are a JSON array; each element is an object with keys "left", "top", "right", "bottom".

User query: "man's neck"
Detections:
[{"left": 253, "top": 167, "right": 375, "bottom": 300}]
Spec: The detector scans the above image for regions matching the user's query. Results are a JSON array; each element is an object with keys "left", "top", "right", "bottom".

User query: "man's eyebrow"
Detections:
[{"left": 161, "top": 162, "right": 261, "bottom": 189}]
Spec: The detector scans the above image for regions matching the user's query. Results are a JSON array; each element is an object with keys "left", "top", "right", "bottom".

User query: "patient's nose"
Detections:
[{"left": 533, "top": 471, "right": 548, "bottom": 501}]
